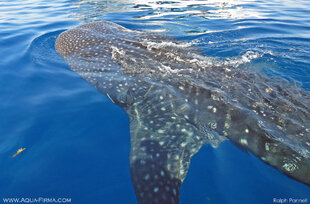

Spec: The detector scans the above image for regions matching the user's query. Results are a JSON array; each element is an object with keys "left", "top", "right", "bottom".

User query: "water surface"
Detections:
[{"left": 0, "top": 0, "right": 309, "bottom": 203}]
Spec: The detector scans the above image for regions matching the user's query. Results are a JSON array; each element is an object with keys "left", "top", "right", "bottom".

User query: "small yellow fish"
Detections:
[{"left": 12, "top": 148, "right": 26, "bottom": 158}]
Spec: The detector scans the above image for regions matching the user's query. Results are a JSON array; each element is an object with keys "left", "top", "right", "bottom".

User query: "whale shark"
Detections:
[{"left": 55, "top": 21, "right": 310, "bottom": 204}]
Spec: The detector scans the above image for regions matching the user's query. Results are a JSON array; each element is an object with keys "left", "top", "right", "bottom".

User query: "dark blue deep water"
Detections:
[{"left": 0, "top": 0, "right": 310, "bottom": 203}]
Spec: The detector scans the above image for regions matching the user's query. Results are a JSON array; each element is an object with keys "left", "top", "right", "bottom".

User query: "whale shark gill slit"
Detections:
[{"left": 55, "top": 21, "right": 310, "bottom": 203}]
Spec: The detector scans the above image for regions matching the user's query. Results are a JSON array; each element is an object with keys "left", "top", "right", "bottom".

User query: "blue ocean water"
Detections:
[{"left": 0, "top": 0, "right": 309, "bottom": 203}]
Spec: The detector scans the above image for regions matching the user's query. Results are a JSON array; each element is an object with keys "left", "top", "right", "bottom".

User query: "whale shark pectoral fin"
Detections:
[
  {"left": 225, "top": 112, "right": 310, "bottom": 186},
  {"left": 264, "top": 141, "right": 310, "bottom": 186},
  {"left": 127, "top": 104, "right": 204, "bottom": 204},
  {"left": 130, "top": 140, "right": 182, "bottom": 204},
  {"left": 246, "top": 134, "right": 310, "bottom": 186}
]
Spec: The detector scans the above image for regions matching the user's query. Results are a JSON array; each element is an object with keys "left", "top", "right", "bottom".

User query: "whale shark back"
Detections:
[{"left": 55, "top": 21, "right": 310, "bottom": 203}]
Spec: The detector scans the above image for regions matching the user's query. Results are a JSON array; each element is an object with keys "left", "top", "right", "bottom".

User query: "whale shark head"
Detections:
[{"left": 55, "top": 21, "right": 310, "bottom": 203}]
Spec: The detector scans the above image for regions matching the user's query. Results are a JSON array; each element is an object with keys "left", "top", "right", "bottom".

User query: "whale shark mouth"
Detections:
[{"left": 55, "top": 21, "right": 310, "bottom": 204}]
